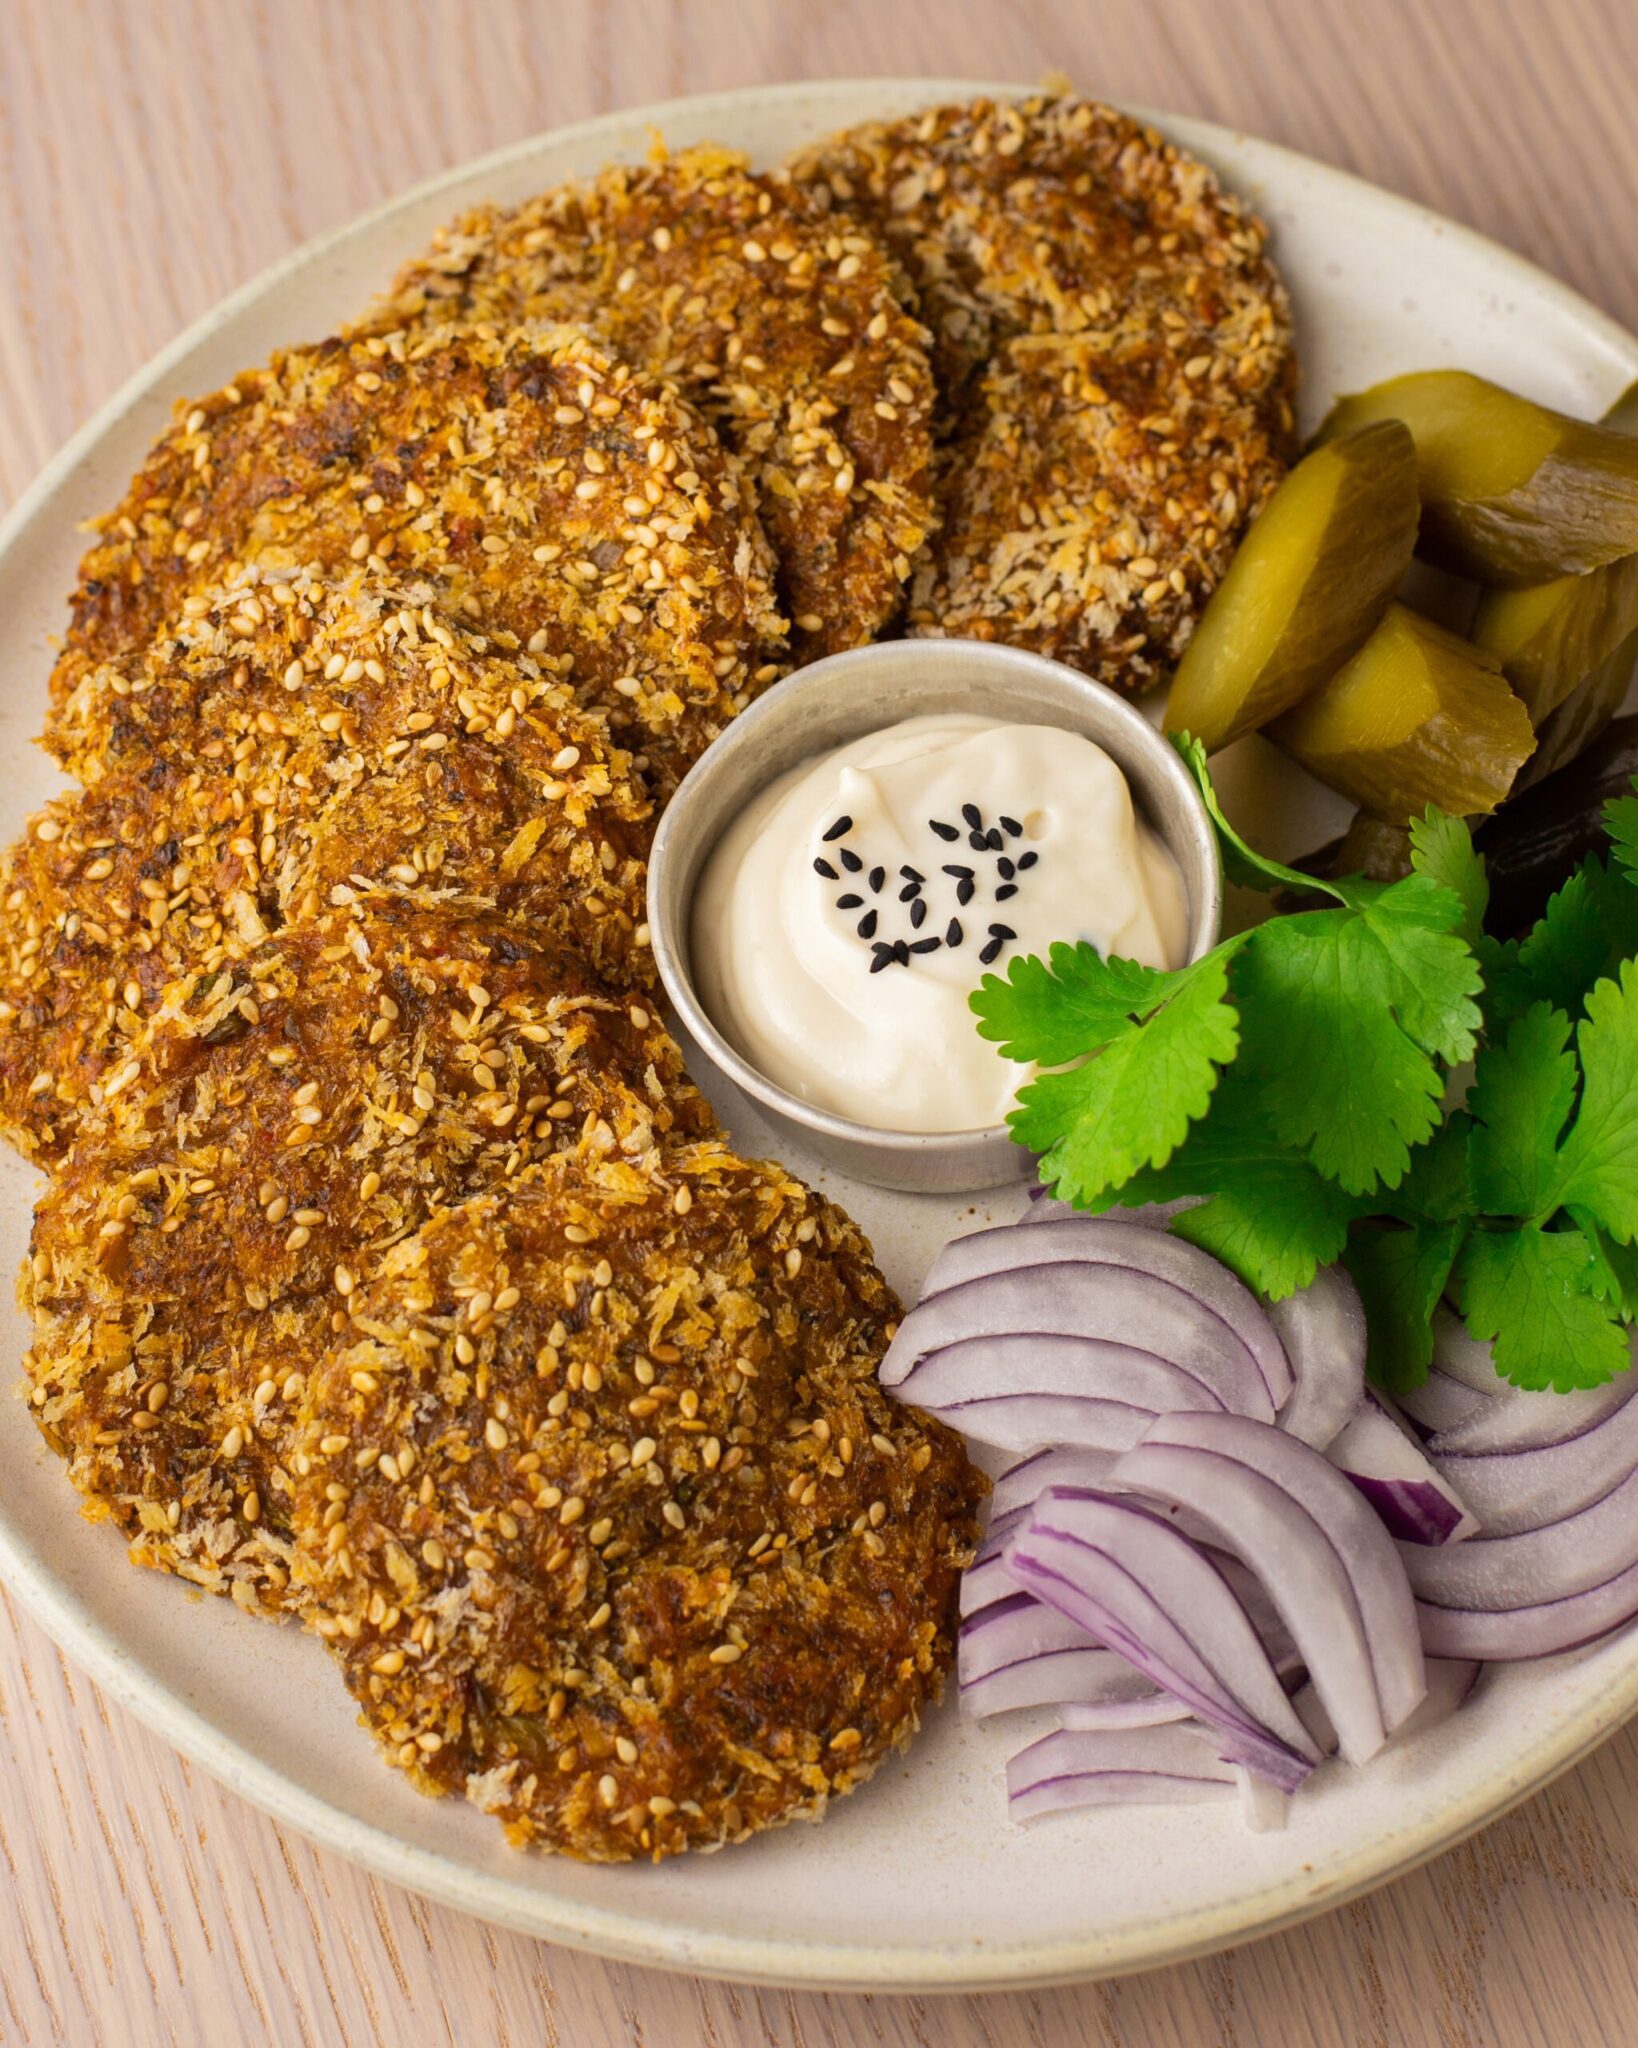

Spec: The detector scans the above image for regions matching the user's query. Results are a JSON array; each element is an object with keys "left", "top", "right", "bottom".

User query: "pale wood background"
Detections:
[{"left": 1, "top": 1, "right": 1635, "bottom": 2042}]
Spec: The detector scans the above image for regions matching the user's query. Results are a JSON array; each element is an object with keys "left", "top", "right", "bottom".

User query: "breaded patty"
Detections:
[
  {"left": 2, "top": 572, "right": 652, "bottom": 1161},
  {"left": 289, "top": 1142, "right": 984, "bottom": 1860},
  {"left": 791, "top": 95, "right": 1296, "bottom": 690},
  {"left": 385, "top": 146, "right": 937, "bottom": 659},
  {"left": 23, "top": 905, "right": 711, "bottom": 1614},
  {"left": 51, "top": 322, "right": 785, "bottom": 794}
]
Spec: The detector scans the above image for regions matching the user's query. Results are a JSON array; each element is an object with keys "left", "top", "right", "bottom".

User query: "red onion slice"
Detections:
[
  {"left": 881, "top": 1265, "right": 1274, "bottom": 1419},
  {"left": 1395, "top": 1367, "right": 1492, "bottom": 1439},
  {"left": 1430, "top": 1390, "right": 1638, "bottom": 1536},
  {"left": 915, "top": 1388, "right": 1159, "bottom": 1457},
  {"left": 1400, "top": 1463, "right": 1638, "bottom": 1609},
  {"left": 1295, "top": 1656, "right": 1480, "bottom": 1751},
  {"left": 923, "top": 1217, "right": 1292, "bottom": 1409},
  {"left": 1327, "top": 1393, "right": 1479, "bottom": 1545},
  {"left": 959, "top": 1592, "right": 1153, "bottom": 1720},
  {"left": 961, "top": 1546, "right": 1021, "bottom": 1617},
  {"left": 1267, "top": 1264, "right": 1366, "bottom": 1450},
  {"left": 1007, "top": 1724, "right": 1237, "bottom": 1822},
  {"left": 1416, "top": 1558, "right": 1638, "bottom": 1658},
  {"left": 1059, "top": 1693, "right": 1195, "bottom": 1732},
  {"left": 1429, "top": 1370, "right": 1636, "bottom": 1457},
  {"left": 1006, "top": 1489, "right": 1320, "bottom": 1790},
  {"left": 1116, "top": 1414, "right": 1426, "bottom": 1760},
  {"left": 991, "top": 1449, "right": 1119, "bottom": 1521}
]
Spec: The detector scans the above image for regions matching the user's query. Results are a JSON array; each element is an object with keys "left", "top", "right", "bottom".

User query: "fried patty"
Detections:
[
  {"left": 51, "top": 321, "right": 785, "bottom": 794},
  {"left": 2, "top": 572, "right": 652, "bottom": 1161},
  {"left": 22, "top": 904, "right": 712, "bottom": 1613},
  {"left": 791, "top": 95, "right": 1297, "bottom": 691},
  {"left": 385, "top": 146, "right": 937, "bottom": 660},
  {"left": 289, "top": 1142, "right": 984, "bottom": 1860}
]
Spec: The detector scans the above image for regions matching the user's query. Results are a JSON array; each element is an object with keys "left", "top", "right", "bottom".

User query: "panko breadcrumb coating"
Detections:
[
  {"left": 290, "top": 1142, "right": 984, "bottom": 1861},
  {"left": 791, "top": 95, "right": 1297, "bottom": 691},
  {"left": 23, "top": 905, "right": 712, "bottom": 1614},
  {"left": 51, "top": 321, "right": 786, "bottom": 795},
  {"left": 2, "top": 571, "right": 652, "bottom": 1161},
  {"left": 385, "top": 146, "right": 937, "bottom": 659}
]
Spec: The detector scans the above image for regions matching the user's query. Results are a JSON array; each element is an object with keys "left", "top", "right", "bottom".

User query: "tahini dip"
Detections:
[{"left": 691, "top": 714, "right": 1188, "bottom": 1132}]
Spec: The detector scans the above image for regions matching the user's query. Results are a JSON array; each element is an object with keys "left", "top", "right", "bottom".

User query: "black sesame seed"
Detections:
[
  {"left": 989, "top": 923, "right": 1016, "bottom": 941},
  {"left": 998, "top": 857, "right": 1015, "bottom": 880},
  {"left": 957, "top": 877, "right": 975, "bottom": 906},
  {"left": 995, "top": 883, "right": 1018, "bottom": 901},
  {"left": 910, "top": 897, "right": 928, "bottom": 929},
  {"left": 869, "top": 866, "right": 886, "bottom": 894},
  {"left": 929, "top": 819, "right": 959, "bottom": 842},
  {"left": 857, "top": 910, "right": 878, "bottom": 939},
  {"left": 1017, "top": 850, "right": 1039, "bottom": 871},
  {"left": 838, "top": 846, "right": 863, "bottom": 873},
  {"left": 985, "top": 828, "right": 1005, "bottom": 851},
  {"left": 822, "top": 815, "right": 852, "bottom": 842},
  {"left": 813, "top": 857, "right": 838, "bottom": 879},
  {"left": 898, "top": 882, "right": 921, "bottom": 903},
  {"left": 968, "top": 831, "right": 989, "bottom": 851},
  {"left": 909, "top": 936, "right": 941, "bottom": 954},
  {"left": 837, "top": 893, "right": 863, "bottom": 910},
  {"left": 893, "top": 939, "right": 911, "bottom": 966},
  {"left": 979, "top": 937, "right": 1004, "bottom": 965},
  {"left": 942, "top": 863, "right": 973, "bottom": 879},
  {"left": 899, "top": 865, "right": 925, "bottom": 883},
  {"left": 869, "top": 942, "right": 893, "bottom": 974},
  {"left": 962, "top": 803, "right": 983, "bottom": 829},
  {"left": 946, "top": 918, "right": 963, "bottom": 947},
  {"left": 1001, "top": 815, "right": 1023, "bottom": 838}
]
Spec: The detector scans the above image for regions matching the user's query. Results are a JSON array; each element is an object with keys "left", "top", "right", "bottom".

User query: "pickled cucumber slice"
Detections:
[
  {"left": 1520, "top": 626, "right": 1638, "bottom": 787},
  {"left": 1317, "top": 370, "right": 1638, "bottom": 584},
  {"left": 1472, "top": 381, "right": 1638, "bottom": 723},
  {"left": 1270, "top": 603, "right": 1536, "bottom": 822},
  {"left": 1164, "top": 421, "right": 1417, "bottom": 752}
]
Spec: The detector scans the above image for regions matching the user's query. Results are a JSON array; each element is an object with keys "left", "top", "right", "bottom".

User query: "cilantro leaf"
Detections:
[
  {"left": 1344, "top": 1218, "right": 1466, "bottom": 1393},
  {"left": 1547, "top": 958, "right": 1638, "bottom": 1241},
  {"left": 1384, "top": 1112, "right": 1473, "bottom": 1224},
  {"left": 973, "top": 943, "right": 1188, "bottom": 1067},
  {"left": 1453, "top": 1222, "right": 1630, "bottom": 1390},
  {"left": 1604, "top": 782, "right": 1638, "bottom": 886},
  {"left": 1233, "top": 876, "right": 1482, "bottom": 1193},
  {"left": 997, "top": 946, "right": 1241, "bottom": 1204},
  {"left": 1409, "top": 808, "right": 1487, "bottom": 947},
  {"left": 1097, "top": 1078, "right": 1367, "bottom": 1298},
  {"left": 1171, "top": 733, "right": 1340, "bottom": 898},
  {"left": 1485, "top": 856, "right": 1638, "bottom": 1025},
  {"left": 1568, "top": 1206, "right": 1638, "bottom": 1316},
  {"left": 1466, "top": 1003, "right": 1577, "bottom": 1216}
]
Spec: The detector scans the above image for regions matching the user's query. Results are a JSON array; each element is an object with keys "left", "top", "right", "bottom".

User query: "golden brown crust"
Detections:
[
  {"left": 22, "top": 905, "right": 713, "bottom": 1614},
  {"left": 2, "top": 572, "right": 653, "bottom": 1161},
  {"left": 52, "top": 322, "right": 786, "bottom": 794},
  {"left": 290, "top": 1142, "right": 984, "bottom": 1860},
  {"left": 385, "top": 146, "right": 937, "bottom": 660},
  {"left": 791, "top": 95, "right": 1297, "bottom": 691}
]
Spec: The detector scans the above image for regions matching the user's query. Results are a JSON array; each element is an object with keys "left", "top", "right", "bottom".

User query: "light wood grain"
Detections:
[{"left": 0, "top": 2, "right": 1635, "bottom": 2042}]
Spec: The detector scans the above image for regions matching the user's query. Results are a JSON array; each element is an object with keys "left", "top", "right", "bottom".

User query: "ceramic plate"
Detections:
[{"left": 1, "top": 78, "right": 1635, "bottom": 1993}]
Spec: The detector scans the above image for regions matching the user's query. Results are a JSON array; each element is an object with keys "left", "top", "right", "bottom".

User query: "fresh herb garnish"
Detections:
[{"left": 971, "top": 734, "right": 1638, "bottom": 1395}]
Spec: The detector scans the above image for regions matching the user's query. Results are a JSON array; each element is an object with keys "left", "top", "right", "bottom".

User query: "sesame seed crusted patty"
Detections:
[
  {"left": 2, "top": 574, "right": 653, "bottom": 1163},
  {"left": 22, "top": 905, "right": 712, "bottom": 1615},
  {"left": 790, "top": 95, "right": 1297, "bottom": 691},
  {"left": 50, "top": 321, "right": 786, "bottom": 797},
  {"left": 289, "top": 1142, "right": 984, "bottom": 1861},
  {"left": 384, "top": 146, "right": 938, "bottom": 660}
]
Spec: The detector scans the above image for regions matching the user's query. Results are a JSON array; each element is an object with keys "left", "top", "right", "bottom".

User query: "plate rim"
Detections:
[{"left": 2, "top": 73, "right": 1636, "bottom": 1993}]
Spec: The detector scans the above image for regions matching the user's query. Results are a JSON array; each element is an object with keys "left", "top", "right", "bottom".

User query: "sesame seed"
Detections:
[{"left": 709, "top": 1643, "right": 743, "bottom": 1665}]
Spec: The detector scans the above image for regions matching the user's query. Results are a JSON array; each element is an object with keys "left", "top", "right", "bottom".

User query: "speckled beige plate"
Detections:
[{"left": 1, "top": 78, "right": 1635, "bottom": 1994}]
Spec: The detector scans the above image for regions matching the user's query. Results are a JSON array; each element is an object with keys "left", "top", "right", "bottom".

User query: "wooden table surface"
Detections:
[{"left": 2, "top": 2, "right": 1636, "bottom": 2041}]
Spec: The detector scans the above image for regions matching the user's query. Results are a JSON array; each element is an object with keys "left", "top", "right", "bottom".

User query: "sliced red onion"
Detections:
[
  {"left": 1007, "top": 1723, "right": 1237, "bottom": 1822},
  {"left": 1400, "top": 1463, "right": 1638, "bottom": 1609},
  {"left": 1327, "top": 1392, "right": 1479, "bottom": 1545},
  {"left": 1005, "top": 1489, "right": 1320, "bottom": 1790},
  {"left": 1294, "top": 1656, "right": 1480, "bottom": 1752},
  {"left": 1115, "top": 1414, "right": 1426, "bottom": 1761},
  {"left": 1429, "top": 1370, "right": 1636, "bottom": 1457},
  {"left": 1395, "top": 1367, "right": 1492, "bottom": 1439},
  {"left": 1267, "top": 1264, "right": 1366, "bottom": 1450},
  {"left": 1059, "top": 1693, "right": 1194, "bottom": 1732},
  {"left": 881, "top": 1265, "right": 1275, "bottom": 1419},
  {"left": 990, "top": 1448, "right": 1119, "bottom": 1521},
  {"left": 961, "top": 1546, "right": 1021, "bottom": 1617},
  {"left": 959, "top": 1592, "right": 1152, "bottom": 1720},
  {"left": 922, "top": 1217, "right": 1292, "bottom": 1409},
  {"left": 1430, "top": 1390, "right": 1638, "bottom": 1536},
  {"left": 895, "top": 1333, "right": 1225, "bottom": 1453},
  {"left": 1417, "top": 1557, "right": 1638, "bottom": 1659},
  {"left": 1429, "top": 1306, "right": 1509, "bottom": 1397}
]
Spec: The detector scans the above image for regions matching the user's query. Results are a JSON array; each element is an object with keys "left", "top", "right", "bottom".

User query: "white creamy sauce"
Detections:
[{"left": 692, "top": 714, "right": 1189, "bottom": 1133}]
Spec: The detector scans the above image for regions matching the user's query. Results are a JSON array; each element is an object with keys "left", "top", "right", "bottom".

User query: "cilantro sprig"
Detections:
[{"left": 971, "top": 736, "right": 1638, "bottom": 1395}]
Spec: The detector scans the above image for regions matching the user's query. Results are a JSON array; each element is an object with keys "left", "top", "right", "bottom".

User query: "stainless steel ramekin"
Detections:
[{"left": 647, "top": 639, "right": 1223, "bottom": 1193}]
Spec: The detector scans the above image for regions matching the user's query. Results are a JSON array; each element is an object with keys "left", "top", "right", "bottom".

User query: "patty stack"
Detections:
[{"left": 1, "top": 94, "right": 1296, "bottom": 1861}]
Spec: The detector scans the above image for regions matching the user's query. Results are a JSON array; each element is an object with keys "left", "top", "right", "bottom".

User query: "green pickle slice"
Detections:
[
  {"left": 1317, "top": 370, "right": 1638, "bottom": 584},
  {"left": 1270, "top": 603, "right": 1536, "bottom": 823},
  {"left": 1472, "top": 380, "right": 1638, "bottom": 726},
  {"left": 1164, "top": 421, "right": 1418, "bottom": 753}
]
